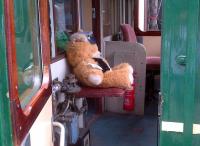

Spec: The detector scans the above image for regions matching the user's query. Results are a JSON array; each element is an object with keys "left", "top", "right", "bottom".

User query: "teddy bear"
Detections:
[{"left": 66, "top": 33, "right": 134, "bottom": 89}]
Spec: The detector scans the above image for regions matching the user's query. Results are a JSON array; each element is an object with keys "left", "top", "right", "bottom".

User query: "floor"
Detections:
[{"left": 88, "top": 100, "right": 158, "bottom": 146}]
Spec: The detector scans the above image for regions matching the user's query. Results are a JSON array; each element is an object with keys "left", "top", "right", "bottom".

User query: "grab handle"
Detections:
[{"left": 53, "top": 122, "right": 65, "bottom": 146}]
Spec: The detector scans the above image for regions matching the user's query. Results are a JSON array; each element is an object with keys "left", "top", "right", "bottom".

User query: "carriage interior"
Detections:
[{"left": 50, "top": 0, "right": 161, "bottom": 146}]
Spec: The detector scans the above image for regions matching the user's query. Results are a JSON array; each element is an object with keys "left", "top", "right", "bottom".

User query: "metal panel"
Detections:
[
  {"left": 160, "top": 0, "right": 200, "bottom": 146},
  {"left": 0, "top": 1, "right": 14, "bottom": 146}
]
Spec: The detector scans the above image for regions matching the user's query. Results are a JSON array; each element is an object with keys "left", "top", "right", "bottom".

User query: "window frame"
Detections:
[
  {"left": 134, "top": 0, "right": 161, "bottom": 36},
  {"left": 5, "top": 0, "right": 51, "bottom": 145}
]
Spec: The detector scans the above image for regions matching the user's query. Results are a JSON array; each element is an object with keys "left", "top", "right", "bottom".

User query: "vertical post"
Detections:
[
  {"left": 92, "top": 0, "right": 101, "bottom": 49},
  {"left": 76, "top": 0, "right": 81, "bottom": 31}
]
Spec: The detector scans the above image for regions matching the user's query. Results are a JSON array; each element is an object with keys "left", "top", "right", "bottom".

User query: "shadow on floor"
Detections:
[{"left": 90, "top": 103, "right": 158, "bottom": 146}]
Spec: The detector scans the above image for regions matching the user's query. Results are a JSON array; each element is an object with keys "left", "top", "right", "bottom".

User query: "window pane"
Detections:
[
  {"left": 80, "top": 0, "right": 92, "bottom": 32},
  {"left": 54, "top": 0, "right": 72, "bottom": 53},
  {"left": 102, "top": 0, "right": 112, "bottom": 36},
  {"left": 125, "top": 0, "right": 134, "bottom": 25},
  {"left": 138, "top": 0, "right": 145, "bottom": 31},
  {"left": 14, "top": 0, "right": 42, "bottom": 109},
  {"left": 138, "top": 0, "right": 162, "bottom": 32},
  {"left": 102, "top": 0, "right": 125, "bottom": 37}
]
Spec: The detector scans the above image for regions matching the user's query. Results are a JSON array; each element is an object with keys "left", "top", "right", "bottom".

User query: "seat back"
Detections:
[
  {"left": 105, "top": 41, "right": 146, "bottom": 115},
  {"left": 120, "top": 24, "right": 160, "bottom": 67},
  {"left": 120, "top": 24, "right": 137, "bottom": 43}
]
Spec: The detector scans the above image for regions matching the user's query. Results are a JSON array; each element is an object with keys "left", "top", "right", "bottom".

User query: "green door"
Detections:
[{"left": 160, "top": 0, "right": 200, "bottom": 146}]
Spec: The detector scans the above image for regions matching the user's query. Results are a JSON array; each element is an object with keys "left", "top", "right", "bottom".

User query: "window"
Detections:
[
  {"left": 134, "top": 0, "right": 162, "bottom": 36},
  {"left": 54, "top": 0, "right": 76, "bottom": 33},
  {"left": 102, "top": 0, "right": 122, "bottom": 37},
  {"left": 52, "top": 0, "right": 78, "bottom": 57},
  {"left": 80, "top": 0, "right": 93, "bottom": 32},
  {"left": 102, "top": 0, "right": 112, "bottom": 36},
  {"left": 14, "top": 0, "right": 42, "bottom": 109},
  {"left": 5, "top": 0, "right": 51, "bottom": 144},
  {"left": 125, "top": 0, "right": 134, "bottom": 25},
  {"left": 101, "top": 0, "right": 135, "bottom": 38}
]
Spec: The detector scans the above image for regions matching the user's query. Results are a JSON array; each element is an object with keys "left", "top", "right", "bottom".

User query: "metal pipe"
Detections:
[{"left": 53, "top": 122, "right": 65, "bottom": 146}]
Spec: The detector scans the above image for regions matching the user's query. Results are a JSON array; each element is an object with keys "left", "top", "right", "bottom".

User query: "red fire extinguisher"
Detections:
[{"left": 123, "top": 84, "right": 135, "bottom": 111}]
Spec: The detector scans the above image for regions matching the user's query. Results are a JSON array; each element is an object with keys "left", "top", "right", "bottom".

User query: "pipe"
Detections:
[{"left": 53, "top": 122, "right": 65, "bottom": 146}]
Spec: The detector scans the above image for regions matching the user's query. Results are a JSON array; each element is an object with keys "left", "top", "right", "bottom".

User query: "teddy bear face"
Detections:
[{"left": 66, "top": 42, "right": 100, "bottom": 67}]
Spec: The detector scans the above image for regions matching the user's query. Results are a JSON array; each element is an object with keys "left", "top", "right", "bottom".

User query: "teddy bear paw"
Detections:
[
  {"left": 129, "top": 74, "right": 134, "bottom": 84},
  {"left": 88, "top": 74, "right": 103, "bottom": 85},
  {"left": 128, "top": 66, "right": 134, "bottom": 74}
]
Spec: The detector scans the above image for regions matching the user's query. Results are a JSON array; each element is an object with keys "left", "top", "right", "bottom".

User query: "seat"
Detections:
[
  {"left": 75, "top": 41, "right": 144, "bottom": 115},
  {"left": 104, "top": 41, "right": 146, "bottom": 115},
  {"left": 120, "top": 24, "right": 137, "bottom": 43},
  {"left": 146, "top": 56, "right": 160, "bottom": 70},
  {"left": 75, "top": 87, "right": 127, "bottom": 114},
  {"left": 120, "top": 24, "right": 160, "bottom": 102},
  {"left": 120, "top": 24, "right": 160, "bottom": 69}
]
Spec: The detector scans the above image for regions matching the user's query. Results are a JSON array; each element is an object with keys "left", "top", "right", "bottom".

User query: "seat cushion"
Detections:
[
  {"left": 146, "top": 56, "right": 160, "bottom": 70},
  {"left": 146, "top": 56, "right": 160, "bottom": 65}
]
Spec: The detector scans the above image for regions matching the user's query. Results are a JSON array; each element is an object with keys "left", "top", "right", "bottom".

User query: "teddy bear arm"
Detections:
[{"left": 73, "top": 63, "right": 104, "bottom": 87}]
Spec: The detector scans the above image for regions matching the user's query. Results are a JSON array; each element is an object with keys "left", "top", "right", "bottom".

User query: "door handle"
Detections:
[{"left": 175, "top": 55, "right": 187, "bottom": 66}]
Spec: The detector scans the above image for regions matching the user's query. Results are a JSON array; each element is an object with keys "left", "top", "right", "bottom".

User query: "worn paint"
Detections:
[
  {"left": 193, "top": 124, "right": 200, "bottom": 135},
  {"left": 161, "top": 121, "right": 184, "bottom": 133},
  {"left": 0, "top": 0, "right": 14, "bottom": 146},
  {"left": 161, "top": 0, "right": 200, "bottom": 146}
]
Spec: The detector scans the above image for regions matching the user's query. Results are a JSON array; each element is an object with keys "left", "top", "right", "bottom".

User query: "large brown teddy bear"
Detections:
[{"left": 66, "top": 33, "right": 134, "bottom": 89}]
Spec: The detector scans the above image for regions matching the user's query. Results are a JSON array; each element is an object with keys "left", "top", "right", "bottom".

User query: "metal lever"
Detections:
[{"left": 176, "top": 55, "right": 187, "bottom": 66}]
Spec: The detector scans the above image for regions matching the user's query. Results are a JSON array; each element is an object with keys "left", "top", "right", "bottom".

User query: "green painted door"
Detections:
[
  {"left": 160, "top": 0, "right": 200, "bottom": 146},
  {"left": 0, "top": 1, "right": 14, "bottom": 146}
]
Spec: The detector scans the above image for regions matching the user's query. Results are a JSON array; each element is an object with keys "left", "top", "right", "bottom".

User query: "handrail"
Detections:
[{"left": 53, "top": 122, "right": 65, "bottom": 146}]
